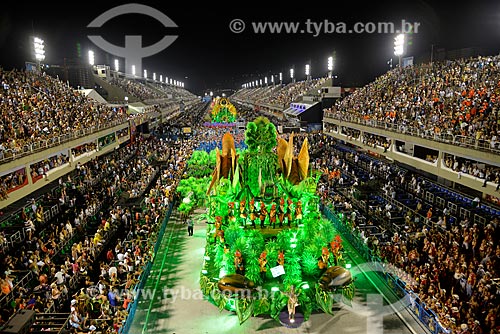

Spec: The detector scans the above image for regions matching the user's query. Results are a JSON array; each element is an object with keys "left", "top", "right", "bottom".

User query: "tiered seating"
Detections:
[
  {"left": 311, "top": 132, "right": 499, "bottom": 334},
  {"left": 0, "top": 69, "right": 127, "bottom": 161},
  {"left": 325, "top": 55, "right": 500, "bottom": 152}
]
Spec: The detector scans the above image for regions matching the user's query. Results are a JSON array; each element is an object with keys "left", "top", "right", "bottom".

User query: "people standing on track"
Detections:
[{"left": 186, "top": 217, "right": 194, "bottom": 236}]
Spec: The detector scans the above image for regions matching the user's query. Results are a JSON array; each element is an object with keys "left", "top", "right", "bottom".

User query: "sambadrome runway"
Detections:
[{"left": 128, "top": 208, "right": 428, "bottom": 334}]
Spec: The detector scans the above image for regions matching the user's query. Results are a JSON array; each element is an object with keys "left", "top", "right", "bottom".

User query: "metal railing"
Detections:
[
  {"left": 323, "top": 112, "right": 500, "bottom": 155},
  {"left": 0, "top": 119, "right": 127, "bottom": 165},
  {"left": 120, "top": 201, "right": 175, "bottom": 334}
]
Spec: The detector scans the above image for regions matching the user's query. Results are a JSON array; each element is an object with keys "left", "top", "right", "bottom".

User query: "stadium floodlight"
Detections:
[
  {"left": 166, "top": 76, "right": 169, "bottom": 84},
  {"left": 33, "top": 37, "right": 45, "bottom": 64},
  {"left": 305, "top": 64, "right": 310, "bottom": 76},
  {"left": 131, "top": 65, "right": 136, "bottom": 76},
  {"left": 259, "top": 79, "right": 262, "bottom": 86},
  {"left": 88, "top": 50, "right": 94, "bottom": 66},
  {"left": 264, "top": 76, "right": 268, "bottom": 85},
  {"left": 153, "top": 73, "right": 156, "bottom": 81},
  {"left": 169, "top": 78, "right": 172, "bottom": 85},
  {"left": 210, "top": 91, "right": 213, "bottom": 97},
  {"left": 114, "top": 59, "right": 119, "bottom": 72},
  {"left": 159, "top": 74, "right": 163, "bottom": 82},
  {"left": 182, "top": 82, "right": 184, "bottom": 88},
  {"left": 394, "top": 34, "right": 405, "bottom": 56},
  {"left": 271, "top": 75, "right": 274, "bottom": 84},
  {"left": 143, "top": 69, "right": 147, "bottom": 79},
  {"left": 290, "top": 68, "right": 294, "bottom": 78},
  {"left": 327, "top": 56, "right": 333, "bottom": 71},
  {"left": 394, "top": 33, "right": 405, "bottom": 69},
  {"left": 279, "top": 72, "right": 283, "bottom": 83}
]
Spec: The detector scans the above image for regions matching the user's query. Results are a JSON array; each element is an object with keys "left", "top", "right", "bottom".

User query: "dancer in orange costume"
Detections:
[
  {"left": 249, "top": 198, "right": 257, "bottom": 228},
  {"left": 278, "top": 198, "right": 285, "bottom": 228},
  {"left": 258, "top": 251, "right": 268, "bottom": 280},
  {"left": 259, "top": 201, "right": 268, "bottom": 229},
  {"left": 295, "top": 200, "right": 303, "bottom": 226},
  {"left": 239, "top": 199, "right": 247, "bottom": 226},
  {"left": 269, "top": 203, "right": 277, "bottom": 229},
  {"left": 317, "top": 247, "right": 330, "bottom": 271},
  {"left": 234, "top": 250, "right": 245, "bottom": 275}
]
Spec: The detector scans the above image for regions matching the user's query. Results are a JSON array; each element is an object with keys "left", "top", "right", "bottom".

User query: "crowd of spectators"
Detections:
[
  {"left": 72, "top": 143, "right": 98, "bottom": 158},
  {"left": 149, "top": 83, "right": 197, "bottom": 101},
  {"left": 30, "top": 153, "right": 69, "bottom": 183},
  {"left": 257, "top": 77, "right": 328, "bottom": 107},
  {"left": 232, "top": 77, "right": 328, "bottom": 107},
  {"left": 0, "top": 69, "right": 127, "bottom": 159},
  {"left": 109, "top": 78, "right": 165, "bottom": 101},
  {"left": 0, "top": 141, "right": 137, "bottom": 322},
  {"left": 0, "top": 100, "right": 208, "bottom": 332},
  {"left": 361, "top": 133, "right": 391, "bottom": 152},
  {"left": 0, "top": 169, "right": 26, "bottom": 200},
  {"left": 303, "top": 133, "right": 499, "bottom": 334},
  {"left": 230, "top": 86, "right": 273, "bottom": 102},
  {"left": 108, "top": 78, "right": 197, "bottom": 104},
  {"left": 325, "top": 55, "right": 500, "bottom": 149},
  {"left": 444, "top": 154, "right": 500, "bottom": 189}
]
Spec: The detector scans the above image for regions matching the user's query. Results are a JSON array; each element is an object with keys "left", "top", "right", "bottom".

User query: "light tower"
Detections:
[
  {"left": 327, "top": 56, "right": 333, "bottom": 78},
  {"left": 394, "top": 33, "right": 405, "bottom": 69},
  {"left": 88, "top": 50, "right": 95, "bottom": 66},
  {"left": 33, "top": 37, "right": 45, "bottom": 70}
]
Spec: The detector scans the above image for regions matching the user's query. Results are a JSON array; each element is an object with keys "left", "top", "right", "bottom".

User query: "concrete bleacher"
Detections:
[{"left": 93, "top": 75, "right": 140, "bottom": 103}]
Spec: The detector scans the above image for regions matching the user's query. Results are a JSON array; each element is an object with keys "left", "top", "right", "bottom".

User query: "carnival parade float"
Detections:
[
  {"left": 178, "top": 115, "right": 355, "bottom": 327},
  {"left": 210, "top": 97, "right": 238, "bottom": 124}
]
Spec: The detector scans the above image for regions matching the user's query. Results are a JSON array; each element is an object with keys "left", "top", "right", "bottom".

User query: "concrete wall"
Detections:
[
  {"left": 0, "top": 124, "right": 128, "bottom": 210},
  {"left": 323, "top": 129, "right": 499, "bottom": 198},
  {"left": 323, "top": 116, "right": 499, "bottom": 166},
  {"left": 93, "top": 75, "right": 139, "bottom": 103}
]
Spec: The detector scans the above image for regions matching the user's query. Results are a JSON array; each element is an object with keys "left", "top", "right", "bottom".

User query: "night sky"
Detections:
[{"left": 0, "top": 0, "right": 499, "bottom": 95}]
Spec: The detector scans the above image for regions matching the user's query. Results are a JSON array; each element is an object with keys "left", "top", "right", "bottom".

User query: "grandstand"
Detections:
[{"left": 322, "top": 55, "right": 500, "bottom": 198}]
